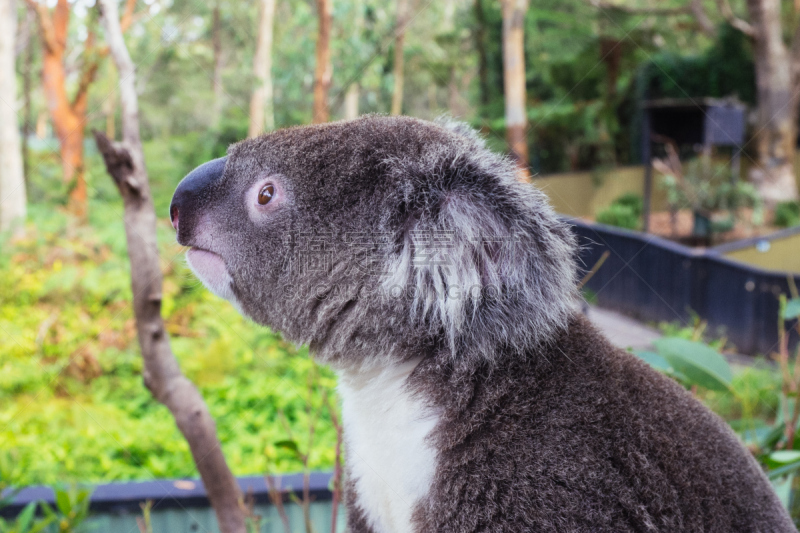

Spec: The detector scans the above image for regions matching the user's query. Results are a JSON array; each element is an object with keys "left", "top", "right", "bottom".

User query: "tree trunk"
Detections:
[
  {"left": 474, "top": 0, "right": 490, "bottom": 107},
  {"left": 211, "top": 2, "right": 225, "bottom": 129},
  {"left": 21, "top": 4, "right": 35, "bottom": 186},
  {"left": 390, "top": 0, "right": 408, "bottom": 116},
  {"left": 248, "top": 0, "right": 276, "bottom": 137},
  {"left": 501, "top": 0, "right": 529, "bottom": 176},
  {"left": 95, "top": 1, "right": 247, "bottom": 532},
  {"left": 0, "top": 0, "right": 27, "bottom": 234},
  {"left": 32, "top": 0, "right": 97, "bottom": 220},
  {"left": 443, "top": 0, "right": 466, "bottom": 118},
  {"left": 313, "top": 0, "right": 332, "bottom": 124},
  {"left": 343, "top": 0, "right": 362, "bottom": 120},
  {"left": 746, "top": 0, "right": 800, "bottom": 204},
  {"left": 103, "top": 88, "right": 117, "bottom": 139},
  {"left": 42, "top": 43, "right": 89, "bottom": 218},
  {"left": 344, "top": 84, "right": 360, "bottom": 119}
]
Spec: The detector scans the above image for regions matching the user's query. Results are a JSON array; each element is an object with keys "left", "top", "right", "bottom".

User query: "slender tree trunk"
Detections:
[
  {"left": 211, "top": 3, "right": 225, "bottom": 129},
  {"left": 443, "top": 0, "right": 463, "bottom": 117},
  {"left": 249, "top": 0, "right": 276, "bottom": 136},
  {"left": 0, "top": 0, "right": 27, "bottom": 234},
  {"left": 95, "top": 1, "right": 247, "bottom": 532},
  {"left": 313, "top": 0, "right": 332, "bottom": 124},
  {"left": 31, "top": 0, "right": 102, "bottom": 220},
  {"left": 746, "top": 0, "right": 799, "bottom": 204},
  {"left": 343, "top": 0, "right": 362, "bottom": 120},
  {"left": 103, "top": 89, "right": 117, "bottom": 139},
  {"left": 390, "top": 0, "right": 408, "bottom": 116},
  {"left": 343, "top": 84, "right": 359, "bottom": 119},
  {"left": 474, "top": 0, "right": 490, "bottom": 107},
  {"left": 22, "top": 5, "right": 35, "bottom": 186},
  {"left": 42, "top": 42, "right": 89, "bottom": 217},
  {"left": 501, "top": 0, "right": 529, "bottom": 175},
  {"left": 36, "top": 111, "right": 46, "bottom": 139}
]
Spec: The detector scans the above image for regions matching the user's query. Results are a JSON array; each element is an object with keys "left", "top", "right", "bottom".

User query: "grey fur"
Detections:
[{"left": 172, "top": 115, "right": 794, "bottom": 532}]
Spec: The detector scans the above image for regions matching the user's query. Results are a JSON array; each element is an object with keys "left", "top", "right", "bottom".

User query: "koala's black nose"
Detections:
[{"left": 170, "top": 156, "right": 227, "bottom": 232}]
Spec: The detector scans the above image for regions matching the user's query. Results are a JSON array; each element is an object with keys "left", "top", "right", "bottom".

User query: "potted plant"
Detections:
[{"left": 654, "top": 148, "right": 761, "bottom": 244}]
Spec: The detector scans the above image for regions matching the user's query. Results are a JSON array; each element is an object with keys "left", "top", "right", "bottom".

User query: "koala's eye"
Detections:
[{"left": 258, "top": 184, "right": 275, "bottom": 205}]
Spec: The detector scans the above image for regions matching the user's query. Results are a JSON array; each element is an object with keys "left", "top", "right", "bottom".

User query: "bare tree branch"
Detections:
[
  {"left": 120, "top": 0, "right": 137, "bottom": 33},
  {"left": 25, "top": 0, "right": 59, "bottom": 53},
  {"left": 71, "top": 27, "right": 107, "bottom": 112},
  {"left": 94, "top": 1, "right": 247, "bottom": 532},
  {"left": 715, "top": 0, "right": 755, "bottom": 36},
  {"left": 52, "top": 0, "right": 68, "bottom": 48}
]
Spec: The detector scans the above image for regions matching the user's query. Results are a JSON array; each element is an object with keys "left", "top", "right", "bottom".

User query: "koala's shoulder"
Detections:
[{"left": 412, "top": 315, "right": 790, "bottom": 532}]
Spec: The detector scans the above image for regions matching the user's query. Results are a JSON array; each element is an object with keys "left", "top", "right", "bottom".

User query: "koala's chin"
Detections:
[{"left": 185, "top": 248, "right": 238, "bottom": 305}]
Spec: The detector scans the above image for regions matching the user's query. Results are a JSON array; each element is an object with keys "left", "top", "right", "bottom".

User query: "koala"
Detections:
[{"left": 170, "top": 115, "right": 794, "bottom": 533}]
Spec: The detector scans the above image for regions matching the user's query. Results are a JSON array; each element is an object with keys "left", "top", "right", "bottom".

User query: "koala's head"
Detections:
[{"left": 170, "top": 116, "right": 578, "bottom": 368}]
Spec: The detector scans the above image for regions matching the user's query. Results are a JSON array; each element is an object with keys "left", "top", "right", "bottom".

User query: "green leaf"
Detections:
[
  {"left": 771, "top": 472, "right": 794, "bottom": 508},
  {"left": 769, "top": 461, "right": 800, "bottom": 480},
  {"left": 770, "top": 451, "right": 800, "bottom": 464},
  {"left": 274, "top": 440, "right": 299, "bottom": 454},
  {"left": 784, "top": 298, "right": 800, "bottom": 320},
  {"left": 633, "top": 351, "right": 671, "bottom": 372},
  {"left": 653, "top": 337, "right": 733, "bottom": 392},
  {"left": 38, "top": 502, "right": 56, "bottom": 521},
  {"left": 15, "top": 502, "right": 37, "bottom": 532},
  {"left": 53, "top": 487, "right": 70, "bottom": 516}
]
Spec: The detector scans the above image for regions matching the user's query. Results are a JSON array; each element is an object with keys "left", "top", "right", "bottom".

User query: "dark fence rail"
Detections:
[
  {"left": 568, "top": 218, "right": 800, "bottom": 355},
  {"left": 0, "top": 472, "right": 333, "bottom": 517}
]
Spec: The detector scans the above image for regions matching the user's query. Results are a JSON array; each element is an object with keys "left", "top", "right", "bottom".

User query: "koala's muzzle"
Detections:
[{"left": 170, "top": 156, "right": 226, "bottom": 241}]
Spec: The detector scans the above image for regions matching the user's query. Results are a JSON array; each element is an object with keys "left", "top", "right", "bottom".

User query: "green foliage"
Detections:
[
  {"left": 634, "top": 316, "right": 800, "bottom": 515},
  {"left": 0, "top": 190, "right": 338, "bottom": 486},
  {"left": 652, "top": 337, "right": 732, "bottom": 392},
  {"left": 39, "top": 485, "right": 93, "bottom": 533},
  {"left": 595, "top": 193, "right": 643, "bottom": 230},
  {"left": 641, "top": 24, "right": 756, "bottom": 104},
  {"left": 595, "top": 203, "right": 638, "bottom": 230},
  {"left": 661, "top": 158, "right": 760, "bottom": 214},
  {"left": 613, "top": 193, "right": 643, "bottom": 217},
  {"left": 0, "top": 502, "right": 54, "bottom": 533},
  {"left": 775, "top": 201, "right": 800, "bottom": 229}
]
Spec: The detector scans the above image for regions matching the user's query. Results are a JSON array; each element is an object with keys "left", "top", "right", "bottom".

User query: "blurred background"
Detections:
[{"left": 1, "top": 0, "right": 800, "bottom": 530}]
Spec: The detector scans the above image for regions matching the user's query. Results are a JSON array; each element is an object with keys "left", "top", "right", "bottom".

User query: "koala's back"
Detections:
[{"left": 408, "top": 314, "right": 794, "bottom": 532}]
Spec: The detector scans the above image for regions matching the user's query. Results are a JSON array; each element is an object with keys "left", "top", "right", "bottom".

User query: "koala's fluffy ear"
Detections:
[{"left": 382, "top": 140, "right": 578, "bottom": 361}]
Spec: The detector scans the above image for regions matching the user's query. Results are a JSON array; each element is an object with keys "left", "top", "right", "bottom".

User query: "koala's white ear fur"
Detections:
[{"left": 383, "top": 194, "right": 525, "bottom": 352}]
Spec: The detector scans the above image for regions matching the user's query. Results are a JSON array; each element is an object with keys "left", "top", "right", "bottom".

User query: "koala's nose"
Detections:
[{"left": 170, "top": 156, "right": 227, "bottom": 233}]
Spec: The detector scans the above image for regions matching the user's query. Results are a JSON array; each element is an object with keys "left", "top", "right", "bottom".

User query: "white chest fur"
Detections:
[{"left": 337, "top": 358, "right": 439, "bottom": 533}]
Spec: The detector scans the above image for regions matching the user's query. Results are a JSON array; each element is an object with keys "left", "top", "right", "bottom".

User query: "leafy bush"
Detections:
[
  {"left": 1, "top": 191, "right": 337, "bottom": 486},
  {"left": 596, "top": 193, "right": 643, "bottom": 230},
  {"left": 775, "top": 201, "right": 800, "bottom": 228},
  {"left": 637, "top": 295, "right": 800, "bottom": 517},
  {"left": 660, "top": 158, "right": 760, "bottom": 215},
  {"left": 613, "top": 192, "right": 644, "bottom": 218}
]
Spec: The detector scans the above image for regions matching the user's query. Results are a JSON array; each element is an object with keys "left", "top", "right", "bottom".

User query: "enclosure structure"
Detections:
[
  {"left": 640, "top": 98, "right": 747, "bottom": 231},
  {"left": 713, "top": 225, "right": 800, "bottom": 274},
  {"left": 571, "top": 217, "right": 799, "bottom": 355},
  {"left": 1, "top": 473, "right": 343, "bottom": 532}
]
